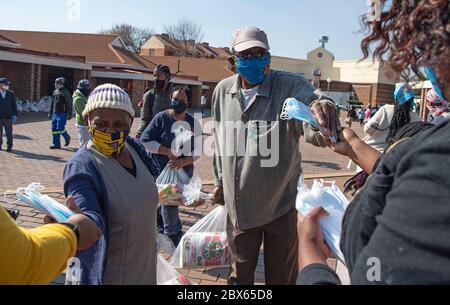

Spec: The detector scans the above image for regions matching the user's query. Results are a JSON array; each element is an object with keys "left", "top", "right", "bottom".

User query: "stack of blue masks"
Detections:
[{"left": 15, "top": 183, "right": 75, "bottom": 223}]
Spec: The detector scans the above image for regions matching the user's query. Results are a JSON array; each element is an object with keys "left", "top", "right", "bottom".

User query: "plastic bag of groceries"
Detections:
[
  {"left": 171, "top": 206, "right": 231, "bottom": 269},
  {"left": 296, "top": 177, "right": 350, "bottom": 264},
  {"left": 16, "top": 100, "right": 24, "bottom": 112},
  {"left": 157, "top": 254, "right": 191, "bottom": 285},
  {"left": 36, "top": 96, "right": 51, "bottom": 112},
  {"left": 183, "top": 176, "right": 213, "bottom": 207},
  {"left": 156, "top": 164, "right": 191, "bottom": 205},
  {"left": 30, "top": 102, "right": 39, "bottom": 113}
]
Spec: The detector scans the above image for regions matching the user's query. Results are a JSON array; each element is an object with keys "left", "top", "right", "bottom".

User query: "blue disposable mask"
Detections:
[
  {"left": 281, "top": 98, "right": 321, "bottom": 129},
  {"left": 425, "top": 67, "right": 446, "bottom": 100},
  {"left": 171, "top": 100, "right": 188, "bottom": 114},
  {"left": 280, "top": 98, "right": 337, "bottom": 143},
  {"left": 236, "top": 55, "right": 271, "bottom": 85}
]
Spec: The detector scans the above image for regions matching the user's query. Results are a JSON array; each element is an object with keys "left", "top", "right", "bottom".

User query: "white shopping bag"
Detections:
[
  {"left": 171, "top": 206, "right": 231, "bottom": 269},
  {"left": 157, "top": 255, "right": 191, "bottom": 285}
]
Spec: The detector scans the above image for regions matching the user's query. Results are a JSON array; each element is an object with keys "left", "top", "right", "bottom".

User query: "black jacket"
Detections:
[
  {"left": 50, "top": 87, "right": 73, "bottom": 115},
  {"left": 0, "top": 90, "right": 17, "bottom": 119},
  {"left": 298, "top": 121, "right": 450, "bottom": 285}
]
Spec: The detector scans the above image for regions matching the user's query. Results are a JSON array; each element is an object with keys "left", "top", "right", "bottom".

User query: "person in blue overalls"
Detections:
[{"left": 49, "top": 77, "right": 72, "bottom": 149}]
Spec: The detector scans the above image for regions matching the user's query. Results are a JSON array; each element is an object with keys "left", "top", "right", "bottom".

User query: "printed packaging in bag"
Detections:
[
  {"left": 296, "top": 177, "right": 350, "bottom": 264},
  {"left": 157, "top": 254, "right": 191, "bottom": 285},
  {"left": 171, "top": 206, "right": 231, "bottom": 269}
]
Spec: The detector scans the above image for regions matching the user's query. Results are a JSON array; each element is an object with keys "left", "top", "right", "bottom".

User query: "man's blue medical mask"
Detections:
[{"left": 236, "top": 55, "right": 271, "bottom": 85}]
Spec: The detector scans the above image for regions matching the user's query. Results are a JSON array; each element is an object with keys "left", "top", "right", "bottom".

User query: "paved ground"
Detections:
[{"left": 0, "top": 109, "right": 363, "bottom": 285}]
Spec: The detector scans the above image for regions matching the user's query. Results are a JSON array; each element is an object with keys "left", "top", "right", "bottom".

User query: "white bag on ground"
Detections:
[
  {"left": 171, "top": 206, "right": 231, "bottom": 269},
  {"left": 157, "top": 254, "right": 191, "bottom": 285},
  {"left": 296, "top": 177, "right": 350, "bottom": 264},
  {"left": 157, "top": 233, "right": 176, "bottom": 256}
]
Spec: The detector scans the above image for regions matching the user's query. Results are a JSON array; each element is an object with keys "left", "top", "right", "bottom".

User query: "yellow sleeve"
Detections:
[{"left": 0, "top": 207, "right": 77, "bottom": 285}]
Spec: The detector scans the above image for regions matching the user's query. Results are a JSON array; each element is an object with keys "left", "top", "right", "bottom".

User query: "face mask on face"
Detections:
[
  {"left": 235, "top": 55, "right": 271, "bottom": 85},
  {"left": 171, "top": 100, "right": 188, "bottom": 114},
  {"left": 4, "top": 85, "right": 9, "bottom": 91},
  {"left": 89, "top": 127, "right": 130, "bottom": 158},
  {"left": 155, "top": 79, "right": 167, "bottom": 90},
  {"left": 425, "top": 67, "right": 446, "bottom": 100}
]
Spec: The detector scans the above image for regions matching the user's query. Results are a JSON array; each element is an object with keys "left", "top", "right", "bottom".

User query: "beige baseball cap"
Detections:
[{"left": 231, "top": 26, "right": 270, "bottom": 53}]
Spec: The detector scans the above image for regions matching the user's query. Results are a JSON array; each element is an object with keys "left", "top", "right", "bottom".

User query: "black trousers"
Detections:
[{"left": 0, "top": 119, "right": 13, "bottom": 149}]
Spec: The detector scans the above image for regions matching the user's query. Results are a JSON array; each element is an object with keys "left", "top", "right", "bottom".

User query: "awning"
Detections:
[{"left": 0, "top": 50, "right": 91, "bottom": 70}]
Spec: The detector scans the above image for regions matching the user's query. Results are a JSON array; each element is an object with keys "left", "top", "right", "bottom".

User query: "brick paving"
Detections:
[{"left": 0, "top": 110, "right": 363, "bottom": 285}]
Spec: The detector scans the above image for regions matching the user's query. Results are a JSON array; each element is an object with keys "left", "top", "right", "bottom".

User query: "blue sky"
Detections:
[{"left": 1, "top": 0, "right": 370, "bottom": 60}]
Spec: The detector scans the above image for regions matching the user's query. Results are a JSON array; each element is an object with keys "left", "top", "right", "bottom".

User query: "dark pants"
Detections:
[
  {"left": 0, "top": 118, "right": 13, "bottom": 149},
  {"left": 52, "top": 113, "right": 70, "bottom": 147},
  {"left": 227, "top": 209, "right": 299, "bottom": 285}
]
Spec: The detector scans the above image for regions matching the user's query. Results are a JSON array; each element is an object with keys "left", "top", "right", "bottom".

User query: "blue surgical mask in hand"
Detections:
[
  {"left": 281, "top": 98, "right": 337, "bottom": 143},
  {"left": 14, "top": 183, "right": 75, "bottom": 223}
]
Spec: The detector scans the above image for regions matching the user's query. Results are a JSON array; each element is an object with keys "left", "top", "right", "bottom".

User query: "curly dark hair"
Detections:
[{"left": 360, "top": 0, "right": 450, "bottom": 85}]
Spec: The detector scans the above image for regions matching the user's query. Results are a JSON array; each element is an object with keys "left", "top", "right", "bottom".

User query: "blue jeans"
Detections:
[
  {"left": 158, "top": 205, "right": 182, "bottom": 237},
  {"left": 52, "top": 113, "right": 70, "bottom": 147}
]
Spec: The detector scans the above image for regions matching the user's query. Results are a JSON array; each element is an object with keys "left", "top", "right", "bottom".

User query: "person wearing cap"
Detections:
[
  {"left": 212, "top": 26, "right": 340, "bottom": 285},
  {"left": 49, "top": 77, "right": 73, "bottom": 149},
  {"left": 136, "top": 65, "right": 173, "bottom": 138},
  {"left": 363, "top": 83, "right": 420, "bottom": 153},
  {"left": 63, "top": 84, "right": 161, "bottom": 285},
  {"left": 73, "top": 79, "right": 91, "bottom": 148},
  {"left": 0, "top": 78, "right": 17, "bottom": 152}
]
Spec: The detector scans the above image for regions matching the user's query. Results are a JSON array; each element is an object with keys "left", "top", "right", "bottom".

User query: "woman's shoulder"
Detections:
[
  {"left": 127, "top": 138, "right": 161, "bottom": 177},
  {"left": 64, "top": 147, "right": 98, "bottom": 177}
]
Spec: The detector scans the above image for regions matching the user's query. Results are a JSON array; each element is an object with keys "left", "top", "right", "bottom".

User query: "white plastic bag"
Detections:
[
  {"left": 182, "top": 176, "right": 213, "bottom": 207},
  {"left": 156, "top": 164, "right": 191, "bottom": 205},
  {"left": 157, "top": 233, "right": 176, "bottom": 256},
  {"left": 156, "top": 164, "right": 190, "bottom": 188},
  {"left": 157, "top": 254, "right": 191, "bottom": 285},
  {"left": 296, "top": 177, "right": 349, "bottom": 264},
  {"left": 172, "top": 125, "right": 194, "bottom": 158},
  {"left": 171, "top": 206, "right": 231, "bottom": 269}
]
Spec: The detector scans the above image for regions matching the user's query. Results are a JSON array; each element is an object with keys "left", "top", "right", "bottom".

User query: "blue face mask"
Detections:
[
  {"left": 281, "top": 98, "right": 321, "bottom": 129},
  {"left": 171, "top": 100, "right": 187, "bottom": 114},
  {"left": 236, "top": 55, "right": 271, "bottom": 85},
  {"left": 425, "top": 67, "right": 446, "bottom": 100}
]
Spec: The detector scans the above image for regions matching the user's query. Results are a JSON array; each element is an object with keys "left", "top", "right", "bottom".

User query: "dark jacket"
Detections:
[
  {"left": 50, "top": 87, "right": 73, "bottom": 115},
  {"left": 137, "top": 84, "right": 173, "bottom": 135},
  {"left": 63, "top": 137, "right": 160, "bottom": 284},
  {"left": 298, "top": 120, "right": 450, "bottom": 285},
  {"left": 0, "top": 90, "right": 17, "bottom": 119}
]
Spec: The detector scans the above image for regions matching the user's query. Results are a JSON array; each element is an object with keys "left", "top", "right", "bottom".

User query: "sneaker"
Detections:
[
  {"left": 50, "top": 146, "right": 61, "bottom": 150},
  {"left": 6, "top": 147, "right": 12, "bottom": 152}
]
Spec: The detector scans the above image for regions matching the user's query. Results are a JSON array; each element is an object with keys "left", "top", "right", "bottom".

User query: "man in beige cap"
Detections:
[{"left": 212, "top": 26, "right": 340, "bottom": 285}]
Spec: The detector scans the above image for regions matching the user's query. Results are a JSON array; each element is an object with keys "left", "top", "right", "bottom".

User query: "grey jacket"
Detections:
[
  {"left": 212, "top": 70, "right": 332, "bottom": 230},
  {"left": 137, "top": 85, "right": 173, "bottom": 135}
]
